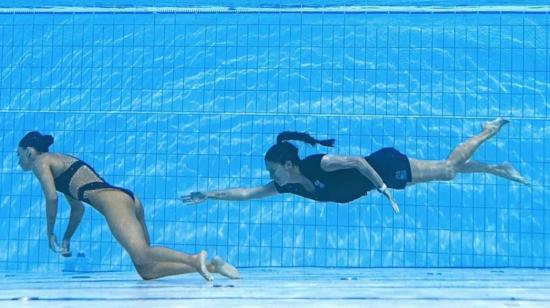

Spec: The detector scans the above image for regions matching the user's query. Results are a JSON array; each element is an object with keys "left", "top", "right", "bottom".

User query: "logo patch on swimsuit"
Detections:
[
  {"left": 395, "top": 170, "right": 407, "bottom": 180},
  {"left": 314, "top": 180, "right": 325, "bottom": 189}
]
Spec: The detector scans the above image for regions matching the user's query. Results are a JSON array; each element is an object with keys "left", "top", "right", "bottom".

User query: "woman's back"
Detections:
[{"left": 46, "top": 153, "right": 105, "bottom": 201}]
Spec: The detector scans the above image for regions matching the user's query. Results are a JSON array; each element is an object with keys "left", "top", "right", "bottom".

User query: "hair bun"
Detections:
[
  {"left": 18, "top": 131, "right": 54, "bottom": 153},
  {"left": 42, "top": 135, "right": 54, "bottom": 147}
]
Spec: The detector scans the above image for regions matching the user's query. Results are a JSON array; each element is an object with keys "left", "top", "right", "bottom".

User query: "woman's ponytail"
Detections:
[{"left": 265, "top": 131, "right": 335, "bottom": 164}]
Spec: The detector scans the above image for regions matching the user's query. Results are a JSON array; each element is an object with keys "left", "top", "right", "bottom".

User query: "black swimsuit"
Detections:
[
  {"left": 54, "top": 157, "right": 135, "bottom": 204},
  {"left": 274, "top": 147, "right": 412, "bottom": 203}
]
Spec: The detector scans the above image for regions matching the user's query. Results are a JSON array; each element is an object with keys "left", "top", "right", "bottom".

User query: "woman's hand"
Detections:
[
  {"left": 59, "top": 239, "right": 72, "bottom": 257},
  {"left": 48, "top": 234, "right": 72, "bottom": 257},
  {"left": 379, "top": 187, "right": 400, "bottom": 214},
  {"left": 385, "top": 192, "right": 400, "bottom": 214},
  {"left": 48, "top": 234, "right": 61, "bottom": 253},
  {"left": 180, "top": 192, "right": 208, "bottom": 204}
]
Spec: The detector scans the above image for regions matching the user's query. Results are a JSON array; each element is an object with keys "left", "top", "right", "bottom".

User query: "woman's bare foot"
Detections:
[
  {"left": 194, "top": 250, "right": 213, "bottom": 281},
  {"left": 483, "top": 117, "right": 509, "bottom": 135},
  {"left": 494, "top": 162, "right": 529, "bottom": 185},
  {"left": 208, "top": 256, "right": 240, "bottom": 279}
]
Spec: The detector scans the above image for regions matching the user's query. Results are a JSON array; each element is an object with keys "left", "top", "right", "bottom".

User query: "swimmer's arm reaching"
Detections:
[
  {"left": 181, "top": 182, "right": 279, "bottom": 204},
  {"left": 32, "top": 157, "right": 64, "bottom": 253},
  {"left": 320, "top": 155, "right": 400, "bottom": 213}
]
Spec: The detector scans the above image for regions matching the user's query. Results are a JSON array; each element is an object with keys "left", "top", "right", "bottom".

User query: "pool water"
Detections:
[{"left": 0, "top": 1, "right": 548, "bottom": 305}]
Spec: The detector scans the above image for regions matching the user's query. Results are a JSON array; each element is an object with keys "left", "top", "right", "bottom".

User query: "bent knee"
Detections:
[
  {"left": 135, "top": 262, "right": 157, "bottom": 280},
  {"left": 131, "top": 250, "right": 156, "bottom": 280},
  {"left": 442, "top": 163, "right": 457, "bottom": 181}
]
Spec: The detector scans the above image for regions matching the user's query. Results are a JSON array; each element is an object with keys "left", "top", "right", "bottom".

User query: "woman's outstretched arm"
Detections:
[
  {"left": 181, "top": 182, "right": 279, "bottom": 204},
  {"left": 320, "top": 154, "right": 400, "bottom": 213}
]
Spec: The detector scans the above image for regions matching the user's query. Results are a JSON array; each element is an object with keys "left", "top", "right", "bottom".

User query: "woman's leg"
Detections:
[
  {"left": 446, "top": 117, "right": 508, "bottom": 166},
  {"left": 457, "top": 160, "right": 529, "bottom": 185},
  {"left": 133, "top": 198, "right": 150, "bottom": 246},
  {"left": 407, "top": 159, "right": 454, "bottom": 185},
  {"left": 91, "top": 190, "right": 212, "bottom": 281},
  {"left": 130, "top": 196, "right": 238, "bottom": 278},
  {"left": 408, "top": 118, "right": 527, "bottom": 185}
]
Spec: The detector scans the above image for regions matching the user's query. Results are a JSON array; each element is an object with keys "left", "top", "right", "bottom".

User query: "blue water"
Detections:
[
  {"left": 1, "top": 1, "right": 550, "bottom": 8},
  {"left": 0, "top": 2, "right": 548, "bottom": 272}
]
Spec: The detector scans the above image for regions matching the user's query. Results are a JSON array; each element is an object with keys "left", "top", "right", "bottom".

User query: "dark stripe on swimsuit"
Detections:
[{"left": 54, "top": 159, "right": 135, "bottom": 204}]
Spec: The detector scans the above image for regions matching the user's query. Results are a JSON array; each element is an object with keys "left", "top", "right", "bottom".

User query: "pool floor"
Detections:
[{"left": 1, "top": 268, "right": 549, "bottom": 307}]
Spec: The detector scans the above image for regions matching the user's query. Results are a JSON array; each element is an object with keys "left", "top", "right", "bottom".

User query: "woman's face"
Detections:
[
  {"left": 265, "top": 160, "right": 294, "bottom": 186},
  {"left": 17, "top": 147, "right": 32, "bottom": 171}
]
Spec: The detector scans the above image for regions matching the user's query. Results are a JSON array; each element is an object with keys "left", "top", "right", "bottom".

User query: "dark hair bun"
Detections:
[
  {"left": 42, "top": 135, "right": 54, "bottom": 147},
  {"left": 18, "top": 131, "right": 54, "bottom": 153}
]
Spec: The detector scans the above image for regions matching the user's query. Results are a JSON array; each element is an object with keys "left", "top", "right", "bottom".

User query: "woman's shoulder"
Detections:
[
  {"left": 35, "top": 152, "right": 57, "bottom": 163},
  {"left": 30, "top": 153, "right": 55, "bottom": 173},
  {"left": 34, "top": 153, "right": 77, "bottom": 170},
  {"left": 39, "top": 152, "right": 72, "bottom": 162}
]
